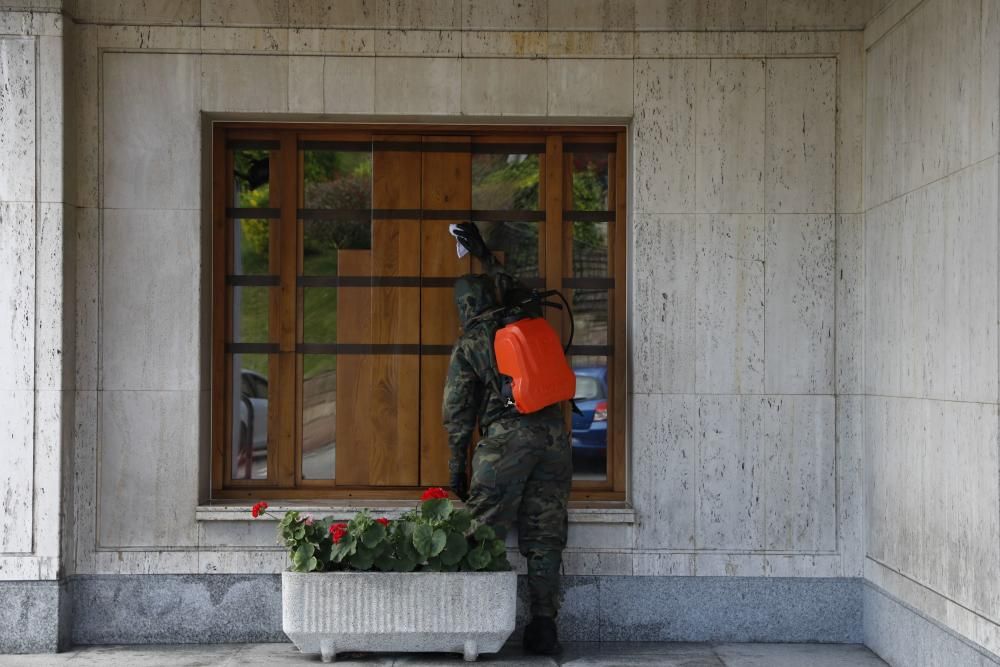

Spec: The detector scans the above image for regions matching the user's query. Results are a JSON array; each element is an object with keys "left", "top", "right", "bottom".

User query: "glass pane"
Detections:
[
  {"left": 232, "top": 286, "right": 272, "bottom": 343},
  {"left": 572, "top": 289, "right": 609, "bottom": 346},
  {"left": 233, "top": 219, "right": 274, "bottom": 275},
  {"left": 303, "top": 288, "right": 339, "bottom": 344},
  {"left": 572, "top": 221, "right": 609, "bottom": 277},
  {"left": 303, "top": 354, "right": 336, "bottom": 480},
  {"left": 472, "top": 153, "right": 540, "bottom": 210},
  {"left": 302, "top": 219, "right": 372, "bottom": 275},
  {"left": 472, "top": 221, "right": 542, "bottom": 280},
  {"left": 303, "top": 150, "right": 372, "bottom": 210},
  {"left": 570, "top": 152, "right": 609, "bottom": 211},
  {"left": 233, "top": 149, "right": 273, "bottom": 208},
  {"left": 570, "top": 357, "right": 608, "bottom": 481},
  {"left": 231, "top": 353, "right": 269, "bottom": 480}
]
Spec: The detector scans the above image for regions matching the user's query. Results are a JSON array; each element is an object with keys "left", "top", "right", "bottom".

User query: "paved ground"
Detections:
[{"left": 0, "top": 642, "right": 888, "bottom": 666}]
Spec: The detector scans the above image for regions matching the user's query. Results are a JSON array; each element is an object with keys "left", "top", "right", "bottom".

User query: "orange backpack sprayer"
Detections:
[{"left": 492, "top": 289, "right": 577, "bottom": 415}]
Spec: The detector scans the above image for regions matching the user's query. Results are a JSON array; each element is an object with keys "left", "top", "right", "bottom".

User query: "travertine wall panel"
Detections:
[
  {"left": 767, "top": 0, "right": 871, "bottom": 30},
  {"left": 98, "top": 390, "right": 200, "bottom": 548},
  {"left": 460, "top": 58, "right": 547, "bottom": 116},
  {"left": 103, "top": 53, "right": 200, "bottom": 210},
  {"left": 865, "top": 159, "right": 999, "bottom": 403},
  {"left": 202, "top": 0, "right": 288, "bottom": 27},
  {"left": 323, "top": 55, "right": 375, "bottom": 112},
  {"left": 764, "top": 214, "right": 835, "bottom": 394},
  {"left": 0, "top": 201, "right": 36, "bottom": 391},
  {"left": 373, "top": 56, "right": 459, "bottom": 114},
  {"left": 547, "top": 58, "right": 633, "bottom": 117},
  {"left": 694, "top": 214, "right": 765, "bottom": 395},
  {"left": 632, "top": 393, "right": 836, "bottom": 553},
  {"left": 765, "top": 59, "right": 835, "bottom": 214},
  {"left": 548, "top": 0, "right": 634, "bottom": 31},
  {"left": 865, "top": 397, "right": 1000, "bottom": 617},
  {"left": 0, "top": 37, "right": 35, "bottom": 203},
  {"left": 289, "top": 0, "right": 373, "bottom": 28},
  {"left": 100, "top": 209, "right": 201, "bottom": 392},
  {"left": 0, "top": 390, "right": 35, "bottom": 553},
  {"left": 68, "top": 0, "right": 201, "bottom": 24},
  {"left": 201, "top": 53, "right": 285, "bottom": 112},
  {"left": 836, "top": 214, "right": 864, "bottom": 394},
  {"left": 462, "top": 0, "right": 545, "bottom": 30},
  {"left": 695, "top": 59, "right": 765, "bottom": 213},
  {"left": 632, "top": 214, "right": 696, "bottom": 394},
  {"left": 289, "top": 55, "right": 323, "bottom": 112},
  {"left": 634, "top": 0, "right": 767, "bottom": 31},
  {"left": 634, "top": 58, "right": 697, "bottom": 214},
  {"left": 377, "top": 0, "right": 459, "bottom": 29},
  {"left": 866, "top": 0, "right": 990, "bottom": 209}
]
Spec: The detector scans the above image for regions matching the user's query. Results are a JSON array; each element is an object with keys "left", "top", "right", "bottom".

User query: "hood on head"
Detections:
[{"left": 453, "top": 274, "right": 499, "bottom": 328}]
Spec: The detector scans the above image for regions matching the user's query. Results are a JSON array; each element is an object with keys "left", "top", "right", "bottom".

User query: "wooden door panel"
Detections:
[{"left": 420, "top": 137, "right": 471, "bottom": 486}]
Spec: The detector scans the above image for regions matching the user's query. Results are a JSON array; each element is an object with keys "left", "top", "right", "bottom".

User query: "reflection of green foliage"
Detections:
[
  {"left": 237, "top": 286, "right": 270, "bottom": 347},
  {"left": 472, "top": 154, "right": 539, "bottom": 210},
  {"left": 572, "top": 156, "right": 607, "bottom": 212},
  {"left": 234, "top": 150, "right": 271, "bottom": 208},
  {"left": 303, "top": 151, "right": 373, "bottom": 257},
  {"left": 240, "top": 353, "right": 268, "bottom": 376},
  {"left": 238, "top": 219, "right": 270, "bottom": 272},
  {"left": 573, "top": 221, "right": 606, "bottom": 249}
]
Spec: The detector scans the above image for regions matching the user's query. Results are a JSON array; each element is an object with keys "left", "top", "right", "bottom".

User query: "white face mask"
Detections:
[{"left": 448, "top": 223, "right": 470, "bottom": 259}]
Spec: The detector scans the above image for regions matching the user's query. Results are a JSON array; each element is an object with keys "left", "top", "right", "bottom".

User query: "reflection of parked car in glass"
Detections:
[
  {"left": 236, "top": 369, "right": 268, "bottom": 479},
  {"left": 571, "top": 366, "right": 608, "bottom": 460}
]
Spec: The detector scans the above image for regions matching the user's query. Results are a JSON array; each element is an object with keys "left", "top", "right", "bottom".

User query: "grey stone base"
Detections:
[
  {"left": 67, "top": 574, "right": 861, "bottom": 646},
  {"left": 864, "top": 583, "right": 1000, "bottom": 667},
  {"left": 70, "top": 574, "right": 285, "bottom": 645},
  {"left": 0, "top": 580, "right": 70, "bottom": 653}
]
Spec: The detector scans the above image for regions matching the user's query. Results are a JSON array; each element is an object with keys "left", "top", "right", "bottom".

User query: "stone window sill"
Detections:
[{"left": 196, "top": 502, "right": 635, "bottom": 524}]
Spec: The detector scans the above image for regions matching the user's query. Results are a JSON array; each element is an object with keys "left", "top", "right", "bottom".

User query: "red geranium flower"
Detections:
[
  {"left": 250, "top": 501, "right": 268, "bottom": 518},
  {"left": 329, "top": 522, "right": 348, "bottom": 544},
  {"left": 376, "top": 517, "right": 390, "bottom": 527},
  {"left": 420, "top": 487, "right": 448, "bottom": 501}
]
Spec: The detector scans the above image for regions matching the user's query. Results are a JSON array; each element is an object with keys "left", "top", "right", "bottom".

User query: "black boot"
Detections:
[{"left": 523, "top": 616, "right": 562, "bottom": 655}]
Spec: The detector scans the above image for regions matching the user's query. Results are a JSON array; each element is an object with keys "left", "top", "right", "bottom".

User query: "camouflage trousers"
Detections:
[{"left": 465, "top": 411, "right": 572, "bottom": 618}]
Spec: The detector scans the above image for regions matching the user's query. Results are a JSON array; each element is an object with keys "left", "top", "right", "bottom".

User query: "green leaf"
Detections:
[
  {"left": 305, "top": 556, "right": 319, "bottom": 571},
  {"left": 295, "top": 543, "right": 315, "bottom": 560},
  {"left": 490, "top": 538, "right": 506, "bottom": 556},
  {"left": 473, "top": 523, "right": 496, "bottom": 542},
  {"left": 466, "top": 544, "right": 490, "bottom": 570},
  {"left": 449, "top": 510, "right": 471, "bottom": 533},
  {"left": 421, "top": 498, "right": 453, "bottom": 521},
  {"left": 350, "top": 547, "right": 375, "bottom": 571},
  {"left": 412, "top": 524, "right": 434, "bottom": 559},
  {"left": 439, "top": 531, "right": 469, "bottom": 566},
  {"left": 362, "top": 522, "right": 386, "bottom": 548},
  {"left": 429, "top": 529, "right": 447, "bottom": 557},
  {"left": 394, "top": 556, "right": 417, "bottom": 572}
]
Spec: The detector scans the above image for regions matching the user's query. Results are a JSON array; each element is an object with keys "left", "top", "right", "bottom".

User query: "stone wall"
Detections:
[
  {"left": 46, "top": 0, "right": 868, "bottom": 584},
  {"left": 862, "top": 0, "right": 1000, "bottom": 661}
]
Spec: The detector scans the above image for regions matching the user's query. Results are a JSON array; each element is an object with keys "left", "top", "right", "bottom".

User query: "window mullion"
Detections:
[{"left": 274, "top": 131, "right": 298, "bottom": 487}]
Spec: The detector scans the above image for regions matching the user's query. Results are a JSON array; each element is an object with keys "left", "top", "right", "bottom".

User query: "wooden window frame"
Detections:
[{"left": 211, "top": 123, "right": 628, "bottom": 502}]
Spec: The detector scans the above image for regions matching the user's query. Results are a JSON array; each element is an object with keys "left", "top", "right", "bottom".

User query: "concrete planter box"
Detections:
[{"left": 282, "top": 570, "right": 517, "bottom": 662}]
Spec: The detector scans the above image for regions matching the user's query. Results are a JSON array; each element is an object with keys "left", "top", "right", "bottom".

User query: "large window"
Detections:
[{"left": 211, "top": 125, "right": 627, "bottom": 500}]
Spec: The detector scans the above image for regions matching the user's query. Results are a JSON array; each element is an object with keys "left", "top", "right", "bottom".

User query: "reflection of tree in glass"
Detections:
[
  {"left": 476, "top": 221, "right": 540, "bottom": 279},
  {"left": 303, "top": 151, "right": 373, "bottom": 256},
  {"left": 571, "top": 153, "right": 608, "bottom": 211},
  {"left": 472, "top": 154, "right": 539, "bottom": 210}
]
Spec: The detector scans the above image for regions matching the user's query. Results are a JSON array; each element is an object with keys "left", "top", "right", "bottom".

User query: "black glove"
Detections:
[
  {"left": 450, "top": 471, "right": 469, "bottom": 502},
  {"left": 452, "top": 223, "right": 490, "bottom": 262}
]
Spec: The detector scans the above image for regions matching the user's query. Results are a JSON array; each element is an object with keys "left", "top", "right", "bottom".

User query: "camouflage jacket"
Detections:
[{"left": 441, "top": 271, "right": 560, "bottom": 476}]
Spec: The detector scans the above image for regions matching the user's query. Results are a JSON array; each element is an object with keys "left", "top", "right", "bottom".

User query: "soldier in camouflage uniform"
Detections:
[{"left": 442, "top": 224, "right": 572, "bottom": 655}]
